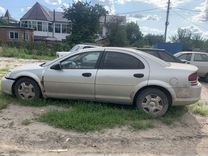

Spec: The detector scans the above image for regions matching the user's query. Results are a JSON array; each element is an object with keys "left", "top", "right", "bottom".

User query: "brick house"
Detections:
[{"left": 0, "top": 26, "right": 34, "bottom": 43}]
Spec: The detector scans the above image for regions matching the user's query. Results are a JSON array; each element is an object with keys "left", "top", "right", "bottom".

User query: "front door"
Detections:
[{"left": 43, "top": 51, "right": 102, "bottom": 99}]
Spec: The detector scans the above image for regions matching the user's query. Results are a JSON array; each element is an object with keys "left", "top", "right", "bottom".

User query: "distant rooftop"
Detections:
[
  {"left": 21, "top": 2, "right": 68, "bottom": 23},
  {"left": 1, "top": 10, "right": 18, "bottom": 23}
]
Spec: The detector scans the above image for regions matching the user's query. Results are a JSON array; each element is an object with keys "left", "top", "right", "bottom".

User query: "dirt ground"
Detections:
[{"left": 1, "top": 57, "right": 208, "bottom": 155}]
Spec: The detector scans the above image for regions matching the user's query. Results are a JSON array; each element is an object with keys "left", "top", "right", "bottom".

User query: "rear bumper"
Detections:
[
  {"left": 173, "top": 83, "right": 202, "bottom": 106},
  {"left": 1, "top": 77, "right": 15, "bottom": 95}
]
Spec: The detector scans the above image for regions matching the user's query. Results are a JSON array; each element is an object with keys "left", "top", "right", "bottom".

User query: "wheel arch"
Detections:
[
  {"left": 12, "top": 76, "right": 43, "bottom": 97},
  {"left": 133, "top": 85, "right": 173, "bottom": 106}
]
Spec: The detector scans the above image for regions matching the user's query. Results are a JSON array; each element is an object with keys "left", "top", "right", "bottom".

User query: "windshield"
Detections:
[{"left": 41, "top": 57, "right": 63, "bottom": 67}]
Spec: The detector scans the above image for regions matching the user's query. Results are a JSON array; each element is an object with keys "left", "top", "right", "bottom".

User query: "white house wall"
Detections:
[{"left": 34, "top": 31, "right": 69, "bottom": 41}]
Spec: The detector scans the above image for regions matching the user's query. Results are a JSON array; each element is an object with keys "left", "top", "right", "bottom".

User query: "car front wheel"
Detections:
[
  {"left": 14, "top": 77, "right": 41, "bottom": 100},
  {"left": 136, "top": 88, "right": 169, "bottom": 117}
]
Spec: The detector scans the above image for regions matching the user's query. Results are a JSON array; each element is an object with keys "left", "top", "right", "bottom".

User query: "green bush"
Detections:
[{"left": 0, "top": 42, "right": 72, "bottom": 60}]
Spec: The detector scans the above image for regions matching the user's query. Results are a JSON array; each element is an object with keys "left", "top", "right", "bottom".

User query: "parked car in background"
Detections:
[
  {"left": 137, "top": 48, "right": 182, "bottom": 63},
  {"left": 56, "top": 44, "right": 100, "bottom": 58},
  {"left": 2, "top": 48, "right": 201, "bottom": 117},
  {"left": 175, "top": 51, "right": 208, "bottom": 81}
]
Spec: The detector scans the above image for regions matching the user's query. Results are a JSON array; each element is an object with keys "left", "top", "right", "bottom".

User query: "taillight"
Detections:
[{"left": 188, "top": 72, "right": 198, "bottom": 86}]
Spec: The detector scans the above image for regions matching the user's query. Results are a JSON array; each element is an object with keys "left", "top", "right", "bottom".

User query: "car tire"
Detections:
[
  {"left": 14, "top": 77, "right": 41, "bottom": 100},
  {"left": 136, "top": 88, "right": 169, "bottom": 117}
]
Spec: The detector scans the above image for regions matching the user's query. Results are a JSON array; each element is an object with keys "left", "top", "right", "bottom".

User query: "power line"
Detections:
[
  {"left": 172, "top": 10, "right": 208, "bottom": 32},
  {"left": 116, "top": 8, "right": 159, "bottom": 15},
  {"left": 175, "top": 7, "right": 201, "bottom": 13}
]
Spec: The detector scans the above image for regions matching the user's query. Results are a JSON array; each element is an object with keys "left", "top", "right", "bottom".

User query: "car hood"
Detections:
[{"left": 11, "top": 63, "right": 44, "bottom": 72}]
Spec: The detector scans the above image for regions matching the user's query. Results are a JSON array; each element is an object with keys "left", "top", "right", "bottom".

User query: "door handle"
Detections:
[
  {"left": 134, "top": 73, "right": 144, "bottom": 78},
  {"left": 82, "top": 73, "right": 92, "bottom": 77}
]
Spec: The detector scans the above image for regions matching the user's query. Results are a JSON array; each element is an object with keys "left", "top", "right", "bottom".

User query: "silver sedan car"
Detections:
[
  {"left": 1, "top": 47, "right": 201, "bottom": 116},
  {"left": 175, "top": 51, "right": 208, "bottom": 81}
]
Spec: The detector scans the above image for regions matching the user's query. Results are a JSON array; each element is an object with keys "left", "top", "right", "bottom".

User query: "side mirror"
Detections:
[{"left": 51, "top": 63, "right": 62, "bottom": 70}]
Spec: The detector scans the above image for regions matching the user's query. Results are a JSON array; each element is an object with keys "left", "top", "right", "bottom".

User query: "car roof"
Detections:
[
  {"left": 137, "top": 48, "right": 166, "bottom": 52},
  {"left": 177, "top": 51, "right": 208, "bottom": 55},
  {"left": 77, "top": 47, "right": 169, "bottom": 66},
  {"left": 77, "top": 44, "right": 100, "bottom": 47}
]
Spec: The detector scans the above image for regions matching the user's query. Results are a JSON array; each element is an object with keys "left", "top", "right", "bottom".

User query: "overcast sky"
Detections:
[{"left": 0, "top": 0, "right": 208, "bottom": 40}]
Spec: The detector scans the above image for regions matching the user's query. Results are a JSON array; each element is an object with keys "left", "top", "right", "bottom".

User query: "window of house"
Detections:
[
  {"left": 28, "top": 21, "right": 31, "bottom": 28},
  {"left": 38, "top": 22, "right": 42, "bottom": 31},
  {"left": 24, "top": 33, "right": 29, "bottom": 41},
  {"left": 31, "top": 21, "right": 37, "bottom": 30},
  {"left": 24, "top": 21, "right": 28, "bottom": 27},
  {"left": 48, "top": 23, "right": 53, "bottom": 32},
  {"left": 102, "top": 52, "right": 145, "bottom": 69},
  {"left": 55, "top": 23, "right": 61, "bottom": 33},
  {"left": 194, "top": 54, "right": 208, "bottom": 62},
  {"left": 42, "top": 22, "right": 48, "bottom": 32},
  {"left": 9, "top": 32, "right": 19, "bottom": 40},
  {"left": 62, "top": 24, "right": 71, "bottom": 33}
]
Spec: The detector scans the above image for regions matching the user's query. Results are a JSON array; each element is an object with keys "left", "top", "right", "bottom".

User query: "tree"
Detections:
[
  {"left": 64, "top": 1, "right": 108, "bottom": 44},
  {"left": 171, "top": 28, "right": 205, "bottom": 51},
  {"left": 143, "top": 34, "right": 164, "bottom": 46},
  {"left": 107, "top": 18, "right": 128, "bottom": 47},
  {"left": 171, "top": 28, "right": 192, "bottom": 43},
  {"left": 126, "top": 22, "right": 143, "bottom": 45},
  {"left": 0, "top": 19, "right": 7, "bottom": 26}
]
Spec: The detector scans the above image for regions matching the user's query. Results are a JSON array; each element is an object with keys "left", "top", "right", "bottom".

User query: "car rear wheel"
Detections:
[
  {"left": 14, "top": 78, "right": 41, "bottom": 100},
  {"left": 136, "top": 88, "right": 169, "bottom": 117}
]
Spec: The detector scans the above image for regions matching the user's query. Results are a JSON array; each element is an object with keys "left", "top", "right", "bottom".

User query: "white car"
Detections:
[
  {"left": 2, "top": 47, "right": 201, "bottom": 116},
  {"left": 56, "top": 44, "right": 100, "bottom": 58},
  {"left": 175, "top": 51, "right": 208, "bottom": 81}
]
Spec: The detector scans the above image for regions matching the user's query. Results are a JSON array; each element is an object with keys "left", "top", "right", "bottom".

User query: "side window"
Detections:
[
  {"left": 60, "top": 52, "right": 101, "bottom": 69},
  {"left": 102, "top": 52, "right": 145, "bottom": 69},
  {"left": 194, "top": 54, "right": 208, "bottom": 62},
  {"left": 178, "top": 53, "right": 192, "bottom": 61}
]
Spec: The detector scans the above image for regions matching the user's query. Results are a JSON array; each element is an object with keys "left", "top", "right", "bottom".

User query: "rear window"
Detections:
[
  {"left": 159, "top": 52, "right": 179, "bottom": 62},
  {"left": 145, "top": 51, "right": 160, "bottom": 58}
]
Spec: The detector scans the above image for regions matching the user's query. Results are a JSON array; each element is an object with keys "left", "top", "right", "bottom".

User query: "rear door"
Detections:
[{"left": 95, "top": 51, "right": 149, "bottom": 104}]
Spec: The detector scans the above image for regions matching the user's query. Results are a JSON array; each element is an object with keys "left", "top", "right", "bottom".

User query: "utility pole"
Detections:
[{"left": 164, "top": 0, "right": 171, "bottom": 42}]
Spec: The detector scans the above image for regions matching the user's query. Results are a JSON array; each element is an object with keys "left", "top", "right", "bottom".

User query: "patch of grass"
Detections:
[
  {"left": 158, "top": 106, "right": 188, "bottom": 125},
  {"left": 188, "top": 101, "right": 208, "bottom": 117},
  {"left": 0, "top": 47, "right": 55, "bottom": 60},
  {"left": 39, "top": 103, "right": 151, "bottom": 132},
  {"left": 39, "top": 102, "right": 187, "bottom": 132}
]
